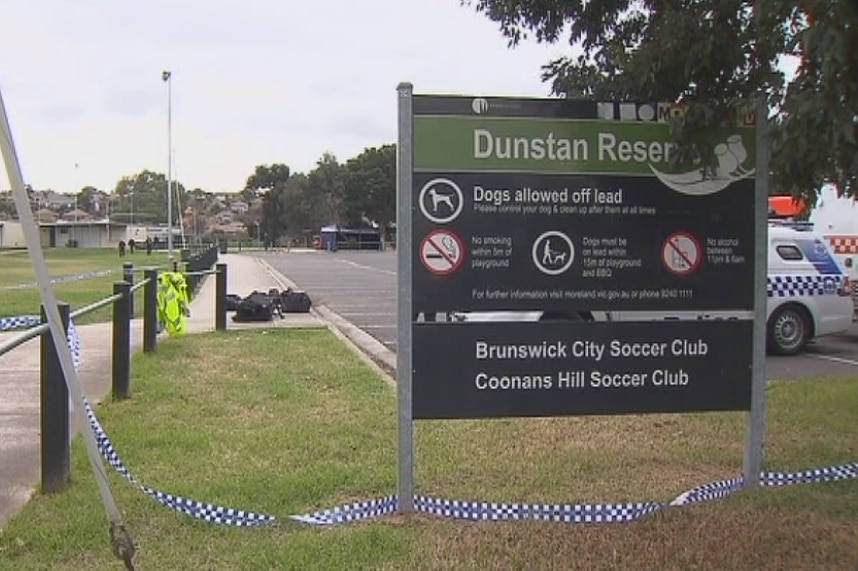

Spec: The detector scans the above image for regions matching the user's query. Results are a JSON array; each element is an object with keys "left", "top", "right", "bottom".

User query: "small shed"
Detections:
[{"left": 319, "top": 225, "right": 382, "bottom": 251}]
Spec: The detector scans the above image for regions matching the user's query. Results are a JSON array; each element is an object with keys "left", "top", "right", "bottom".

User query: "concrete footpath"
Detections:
[{"left": 0, "top": 253, "right": 325, "bottom": 528}]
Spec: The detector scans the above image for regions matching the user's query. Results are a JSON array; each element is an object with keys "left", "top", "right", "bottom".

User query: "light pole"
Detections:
[
  {"left": 162, "top": 70, "right": 174, "bottom": 267},
  {"left": 72, "top": 162, "right": 79, "bottom": 247}
]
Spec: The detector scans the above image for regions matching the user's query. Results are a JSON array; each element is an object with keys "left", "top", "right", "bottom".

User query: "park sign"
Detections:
[
  {"left": 410, "top": 96, "right": 756, "bottom": 314},
  {"left": 399, "top": 92, "right": 758, "bottom": 420}
]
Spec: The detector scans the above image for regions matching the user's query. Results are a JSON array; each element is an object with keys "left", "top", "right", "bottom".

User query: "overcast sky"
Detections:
[{"left": 0, "top": 0, "right": 568, "bottom": 194}]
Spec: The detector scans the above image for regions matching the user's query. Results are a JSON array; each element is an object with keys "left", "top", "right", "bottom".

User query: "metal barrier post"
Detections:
[
  {"left": 143, "top": 269, "right": 158, "bottom": 353},
  {"left": 40, "top": 302, "right": 70, "bottom": 494},
  {"left": 112, "top": 281, "right": 131, "bottom": 399},
  {"left": 216, "top": 263, "right": 227, "bottom": 331},
  {"left": 184, "top": 262, "right": 196, "bottom": 298},
  {"left": 122, "top": 262, "right": 134, "bottom": 318}
]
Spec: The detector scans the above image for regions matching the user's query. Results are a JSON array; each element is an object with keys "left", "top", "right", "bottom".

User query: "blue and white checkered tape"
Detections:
[
  {"left": 86, "top": 388, "right": 858, "bottom": 528},
  {"left": 0, "top": 269, "right": 116, "bottom": 292},
  {"left": 0, "top": 314, "right": 42, "bottom": 331},
  {"left": 767, "top": 274, "right": 844, "bottom": 298},
  {"left": 21, "top": 313, "right": 855, "bottom": 528},
  {"left": 0, "top": 314, "right": 81, "bottom": 371},
  {"left": 413, "top": 496, "right": 663, "bottom": 523}
]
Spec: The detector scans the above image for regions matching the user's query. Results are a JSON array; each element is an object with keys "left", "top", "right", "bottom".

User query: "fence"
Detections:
[{"left": 0, "top": 251, "right": 226, "bottom": 495}]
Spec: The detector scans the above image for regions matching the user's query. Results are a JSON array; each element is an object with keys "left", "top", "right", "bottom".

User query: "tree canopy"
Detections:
[
  {"left": 113, "top": 170, "right": 187, "bottom": 224},
  {"left": 465, "top": 0, "right": 858, "bottom": 206},
  {"left": 342, "top": 144, "right": 396, "bottom": 231},
  {"left": 243, "top": 164, "right": 291, "bottom": 242},
  {"left": 242, "top": 163, "right": 291, "bottom": 203}
]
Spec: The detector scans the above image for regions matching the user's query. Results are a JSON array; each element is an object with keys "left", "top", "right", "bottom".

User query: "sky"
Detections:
[{"left": 0, "top": 0, "right": 567, "bottom": 194}]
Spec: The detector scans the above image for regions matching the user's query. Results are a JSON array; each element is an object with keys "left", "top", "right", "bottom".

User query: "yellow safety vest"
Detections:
[{"left": 157, "top": 272, "right": 190, "bottom": 336}]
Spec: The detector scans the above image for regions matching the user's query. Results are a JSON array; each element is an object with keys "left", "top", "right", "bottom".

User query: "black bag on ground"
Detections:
[
  {"left": 224, "top": 294, "right": 242, "bottom": 311},
  {"left": 232, "top": 291, "right": 275, "bottom": 322},
  {"left": 281, "top": 289, "right": 312, "bottom": 313}
]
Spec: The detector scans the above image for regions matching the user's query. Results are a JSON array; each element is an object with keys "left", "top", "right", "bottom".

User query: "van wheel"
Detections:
[{"left": 767, "top": 306, "right": 810, "bottom": 355}]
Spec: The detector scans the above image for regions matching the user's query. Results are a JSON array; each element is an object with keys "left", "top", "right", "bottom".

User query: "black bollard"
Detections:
[
  {"left": 40, "top": 302, "right": 70, "bottom": 494},
  {"left": 143, "top": 269, "right": 158, "bottom": 353},
  {"left": 122, "top": 262, "right": 134, "bottom": 318},
  {"left": 112, "top": 281, "right": 131, "bottom": 399},
  {"left": 216, "top": 263, "right": 227, "bottom": 331}
]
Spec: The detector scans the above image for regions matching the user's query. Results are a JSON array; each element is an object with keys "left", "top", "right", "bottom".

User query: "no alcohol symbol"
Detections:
[{"left": 662, "top": 231, "right": 702, "bottom": 276}]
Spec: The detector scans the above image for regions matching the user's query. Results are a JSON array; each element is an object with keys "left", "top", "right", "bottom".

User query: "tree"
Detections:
[
  {"left": 306, "top": 152, "right": 346, "bottom": 226},
  {"left": 112, "top": 170, "right": 186, "bottom": 224},
  {"left": 281, "top": 172, "right": 312, "bottom": 238},
  {"left": 242, "top": 163, "right": 291, "bottom": 202},
  {"left": 261, "top": 185, "right": 288, "bottom": 244},
  {"left": 465, "top": 0, "right": 858, "bottom": 205},
  {"left": 0, "top": 193, "right": 15, "bottom": 219},
  {"left": 241, "top": 199, "right": 265, "bottom": 240},
  {"left": 242, "top": 163, "right": 291, "bottom": 242},
  {"left": 342, "top": 144, "right": 396, "bottom": 234},
  {"left": 76, "top": 186, "right": 100, "bottom": 215}
]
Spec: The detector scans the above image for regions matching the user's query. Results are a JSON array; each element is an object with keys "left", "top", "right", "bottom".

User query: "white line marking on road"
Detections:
[
  {"left": 808, "top": 354, "right": 858, "bottom": 367},
  {"left": 339, "top": 312, "right": 397, "bottom": 317},
  {"left": 339, "top": 260, "right": 397, "bottom": 276},
  {"left": 324, "top": 304, "right": 393, "bottom": 309}
]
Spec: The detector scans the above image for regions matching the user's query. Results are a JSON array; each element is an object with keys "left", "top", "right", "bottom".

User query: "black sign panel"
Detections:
[
  {"left": 412, "top": 173, "right": 754, "bottom": 313},
  {"left": 412, "top": 320, "right": 752, "bottom": 419},
  {"left": 406, "top": 94, "right": 757, "bottom": 420}
]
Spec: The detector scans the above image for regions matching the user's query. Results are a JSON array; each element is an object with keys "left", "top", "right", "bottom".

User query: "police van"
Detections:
[{"left": 450, "top": 222, "right": 853, "bottom": 356}]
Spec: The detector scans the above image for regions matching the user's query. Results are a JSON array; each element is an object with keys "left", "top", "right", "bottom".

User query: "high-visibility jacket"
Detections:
[{"left": 157, "top": 271, "right": 190, "bottom": 336}]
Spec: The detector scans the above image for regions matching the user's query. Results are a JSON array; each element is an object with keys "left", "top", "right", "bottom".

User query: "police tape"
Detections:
[
  {"left": 0, "top": 314, "right": 80, "bottom": 373},
  {"left": 0, "top": 314, "right": 42, "bottom": 331},
  {"left": 8, "top": 313, "right": 857, "bottom": 528},
  {"left": 0, "top": 269, "right": 116, "bottom": 292},
  {"left": 85, "top": 391, "right": 858, "bottom": 527}
]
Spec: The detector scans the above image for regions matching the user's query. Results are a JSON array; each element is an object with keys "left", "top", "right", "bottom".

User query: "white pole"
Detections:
[
  {"left": 174, "top": 149, "right": 185, "bottom": 249},
  {"left": 0, "top": 71, "right": 129, "bottom": 542},
  {"left": 72, "top": 163, "right": 79, "bottom": 246},
  {"left": 163, "top": 70, "right": 174, "bottom": 267}
]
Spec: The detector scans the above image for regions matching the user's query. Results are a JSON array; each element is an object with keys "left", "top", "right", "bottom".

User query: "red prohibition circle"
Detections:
[
  {"left": 420, "top": 229, "right": 465, "bottom": 276},
  {"left": 661, "top": 231, "right": 703, "bottom": 276}
]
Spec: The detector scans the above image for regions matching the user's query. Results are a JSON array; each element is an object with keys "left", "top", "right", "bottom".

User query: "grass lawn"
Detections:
[
  {"left": 0, "top": 248, "right": 171, "bottom": 325},
  {"left": 0, "top": 329, "right": 856, "bottom": 570}
]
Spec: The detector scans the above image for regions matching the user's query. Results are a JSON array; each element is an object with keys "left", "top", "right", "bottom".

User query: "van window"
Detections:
[{"left": 776, "top": 244, "right": 803, "bottom": 261}]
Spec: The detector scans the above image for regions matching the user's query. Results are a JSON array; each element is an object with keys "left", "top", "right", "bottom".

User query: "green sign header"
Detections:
[{"left": 414, "top": 115, "right": 755, "bottom": 175}]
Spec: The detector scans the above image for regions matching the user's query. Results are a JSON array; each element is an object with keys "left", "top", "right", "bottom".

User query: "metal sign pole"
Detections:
[
  {"left": 743, "top": 97, "right": 769, "bottom": 488},
  {"left": 396, "top": 82, "right": 415, "bottom": 513}
]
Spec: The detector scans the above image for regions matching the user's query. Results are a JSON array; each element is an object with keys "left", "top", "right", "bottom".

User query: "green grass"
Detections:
[
  {"left": 0, "top": 248, "right": 171, "bottom": 325},
  {"left": 0, "top": 329, "right": 856, "bottom": 570}
]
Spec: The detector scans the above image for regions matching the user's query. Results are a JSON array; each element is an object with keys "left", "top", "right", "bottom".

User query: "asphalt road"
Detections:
[{"left": 259, "top": 249, "right": 858, "bottom": 381}]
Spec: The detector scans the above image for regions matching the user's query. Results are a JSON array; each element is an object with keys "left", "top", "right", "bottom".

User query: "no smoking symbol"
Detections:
[
  {"left": 421, "top": 230, "right": 465, "bottom": 276},
  {"left": 662, "top": 231, "right": 702, "bottom": 276}
]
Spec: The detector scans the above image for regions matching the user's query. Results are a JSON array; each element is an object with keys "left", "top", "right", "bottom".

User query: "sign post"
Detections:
[
  {"left": 396, "top": 82, "right": 415, "bottom": 512},
  {"left": 744, "top": 98, "right": 769, "bottom": 488}
]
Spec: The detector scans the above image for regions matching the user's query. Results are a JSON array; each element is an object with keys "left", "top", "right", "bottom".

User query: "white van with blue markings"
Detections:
[
  {"left": 762, "top": 223, "right": 852, "bottom": 353},
  {"left": 450, "top": 223, "right": 853, "bottom": 356}
]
